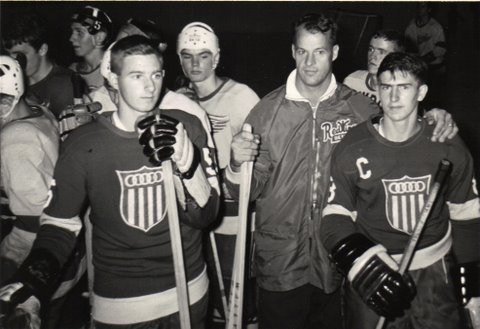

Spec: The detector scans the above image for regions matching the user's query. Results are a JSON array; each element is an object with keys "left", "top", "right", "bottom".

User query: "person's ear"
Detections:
[
  {"left": 94, "top": 31, "right": 107, "bottom": 47},
  {"left": 38, "top": 43, "right": 48, "bottom": 57},
  {"left": 332, "top": 44, "right": 339, "bottom": 62},
  {"left": 291, "top": 44, "right": 296, "bottom": 60},
  {"left": 107, "top": 72, "right": 119, "bottom": 91},
  {"left": 213, "top": 51, "right": 220, "bottom": 70},
  {"left": 417, "top": 84, "right": 428, "bottom": 102}
]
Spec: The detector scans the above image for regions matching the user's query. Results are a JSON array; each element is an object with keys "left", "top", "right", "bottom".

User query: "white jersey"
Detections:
[
  {"left": 198, "top": 78, "right": 259, "bottom": 169},
  {"left": 343, "top": 70, "right": 379, "bottom": 105}
]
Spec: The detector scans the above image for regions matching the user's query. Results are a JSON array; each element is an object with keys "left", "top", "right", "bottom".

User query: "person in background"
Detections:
[
  {"left": 225, "top": 13, "right": 457, "bottom": 329},
  {"left": 176, "top": 21, "right": 260, "bottom": 328},
  {"left": 69, "top": 6, "right": 112, "bottom": 92},
  {"left": 405, "top": 2, "right": 447, "bottom": 107},
  {"left": 2, "top": 11, "right": 78, "bottom": 119},
  {"left": 321, "top": 52, "right": 479, "bottom": 329},
  {"left": 343, "top": 29, "right": 405, "bottom": 105},
  {"left": 0, "top": 55, "right": 87, "bottom": 329}
]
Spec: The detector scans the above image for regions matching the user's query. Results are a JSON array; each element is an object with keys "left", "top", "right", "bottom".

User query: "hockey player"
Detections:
[
  {"left": 176, "top": 21, "right": 260, "bottom": 326},
  {"left": 0, "top": 36, "right": 220, "bottom": 328},
  {"left": 69, "top": 6, "right": 112, "bottom": 92},
  {"left": 226, "top": 13, "right": 458, "bottom": 329},
  {"left": 321, "top": 52, "right": 480, "bottom": 329},
  {"left": 343, "top": 29, "right": 405, "bottom": 104},
  {"left": 0, "top": 55, "right": 86, "bottom": 329},
  {"left": 2, "top": 11, "right": 78, "bottom": 119}
]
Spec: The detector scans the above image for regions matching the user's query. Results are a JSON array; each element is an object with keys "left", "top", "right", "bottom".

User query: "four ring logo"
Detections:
[
  {"left": 116, "top": 166, "right": 167, "bottom": 232},
  {"left": 382, "top": 175, "right": 431, "bottom": 234},
  {"left": 387, "top": 181, "right": 426, "bottom": 194},
  {"left": 124, "top": 171, "right": 164, "bottom": 188}
]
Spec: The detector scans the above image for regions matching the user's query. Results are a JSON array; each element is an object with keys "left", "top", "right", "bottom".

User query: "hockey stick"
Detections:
[
  {"left": 376, "top": 159, "right": 452, "bottom": 329},
  {"left": 226, "top": 124, "right": 254, "bottom": 329},
  {"left": 163, "top": 160, "right": 191, "bottom": 329},
  {"left": 209, "top": 231, "right": 229, "bottom": 317}
]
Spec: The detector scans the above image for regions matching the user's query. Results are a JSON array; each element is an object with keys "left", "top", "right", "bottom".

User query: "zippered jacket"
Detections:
[{"left": 226, "top": 79, "right": 378, "bottom": 292}]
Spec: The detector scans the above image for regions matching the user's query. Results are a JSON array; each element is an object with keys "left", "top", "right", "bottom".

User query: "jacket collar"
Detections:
[{"left": 285, "top": 69, "right": 337, "bottom": 106}]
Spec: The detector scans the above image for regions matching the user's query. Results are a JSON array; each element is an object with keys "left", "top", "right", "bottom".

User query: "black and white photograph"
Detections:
[{"left": 0, "top": 2, "right": 479, "bottom": 329}]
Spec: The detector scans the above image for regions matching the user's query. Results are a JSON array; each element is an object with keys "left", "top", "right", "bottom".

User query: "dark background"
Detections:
[{"left": 2, "top": 1, "right": 480, "bottom": 180}]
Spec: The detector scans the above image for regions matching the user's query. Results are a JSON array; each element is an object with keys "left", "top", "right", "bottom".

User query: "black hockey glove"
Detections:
[
  {"left": 137, "top": 113, "right": 200, "bottom": 179},
  {"left": 331, "top": 233, "right": 416, "bottom": 318},
  {"left": 0, "top": 248, "right": 60, "bottom": 306}
]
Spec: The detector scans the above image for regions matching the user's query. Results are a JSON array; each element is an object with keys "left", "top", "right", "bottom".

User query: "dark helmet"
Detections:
[{"left": 71, "top": 6, "right": 113, "bottom": 37}]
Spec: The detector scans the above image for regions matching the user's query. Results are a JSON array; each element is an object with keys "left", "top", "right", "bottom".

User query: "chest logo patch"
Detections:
[
  {"left": 321, "top": 119, "right": 356, "bottom": 144},
  {"left": 382, "top": 175, "right": 431, "bottom": 234},
  {"left": 116, "top": 166, "right": 167, "bottom": 232}
]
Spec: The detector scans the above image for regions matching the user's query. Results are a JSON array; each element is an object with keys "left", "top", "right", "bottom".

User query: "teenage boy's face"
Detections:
[
  {"left": 378, "top": 70, "right": 427, "bottom": 122},
  {"left": 115, "top": 54, "right": 164, "bottom": 114},
  {"left": 6, "top": 42, "right": 43, "bottom": 80},
  {"left": 179, "top": 48, "right": 217, "bottom": 83},
  {"left": 70, "top": 23, "right": 96, "bottom": 57},
  {"left": 292, "top": 28, "right": 338, "bottom": 92},
  {"left": 367, "top": 37, "right": 398, "bottom": 75}
]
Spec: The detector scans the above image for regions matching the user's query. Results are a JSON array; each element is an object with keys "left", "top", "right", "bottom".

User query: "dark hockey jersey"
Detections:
[
  {"left": 321, "top": 115, "right": 480, "bottom": 269},
  {"left": 31, "top": 104, "right": 219, "bottom": 324}
]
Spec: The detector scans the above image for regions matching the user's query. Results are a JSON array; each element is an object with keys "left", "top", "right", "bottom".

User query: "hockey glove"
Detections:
[
  {"left": 0, "top": 248, "right": 60, "bottom": 306},
  {"left": 137, "top": 113, "right": 200, "bottom": 179},
  {"left": 331, "top": 233, "right": 416, "bottom": 318},
  {"left": 58, "top": 102, "right": 102, "bottom": 140}
]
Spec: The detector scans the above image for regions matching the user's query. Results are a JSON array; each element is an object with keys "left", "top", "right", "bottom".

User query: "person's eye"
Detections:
[
  {"left": 153, "top": 73, "right": 163, "bottom": 80},
  {"left": 297, "top": 49, "right": 305, "bottom": 55}
]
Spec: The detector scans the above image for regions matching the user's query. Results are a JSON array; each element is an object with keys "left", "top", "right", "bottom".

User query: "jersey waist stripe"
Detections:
[
  {"left": 92, "top": 266, "right": 208, "bottom": 324},
  {"left": 391, "top": 224, "right": 452, "bottom": 271}
]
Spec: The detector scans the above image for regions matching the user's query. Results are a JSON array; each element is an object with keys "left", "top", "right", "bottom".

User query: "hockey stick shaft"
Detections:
[
  {"left": 226, "top": 124, "right": 254, "bottom": 329},
  {"left": 209, "top": 231, "right": 229, "bottom": 317},
  {"left": 376, "top": 159, "right": 451, "bottom": 329},
  {"left": 163, "top": 160, "right": 191, "bottom": 329}
]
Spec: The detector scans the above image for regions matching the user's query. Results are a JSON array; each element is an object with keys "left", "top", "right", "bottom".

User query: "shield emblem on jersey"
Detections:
[
  {"left": 382, "top": 175, "right": 431, "bottom": 234},
  {"left": 116, "top": 166, "right": 167, "bottom": 232}
]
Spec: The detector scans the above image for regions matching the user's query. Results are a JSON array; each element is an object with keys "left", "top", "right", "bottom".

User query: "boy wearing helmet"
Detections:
[
  {"left": 176, "top": 22, "right": 260, "bottom": 327},
  {"left": 69, "top": 6, "right": 112, "bottom": 92},
  {"left": 0, "top": 56, "right": 86, "bottom": 329}
]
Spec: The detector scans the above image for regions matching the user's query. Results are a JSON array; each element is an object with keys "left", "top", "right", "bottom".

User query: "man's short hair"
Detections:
[
  {"left": 371, "top": 30, "right": 406, "bottom": 52},
  {"left": 292, "top": 13, "right": 338, "bottom": 47},
  {"left": 377, "top": 52, "right": 428, "bottom": 85},
  {"left": 110, "top": 35, "right": 163, "bottom": 75},
  {"left": 2, "top": 12, "right": 48, "bottom": 51}
]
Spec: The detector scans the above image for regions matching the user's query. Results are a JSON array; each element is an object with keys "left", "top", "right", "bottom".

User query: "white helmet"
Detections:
[
  {"left": 0, "top": 56, "right": 24, "bottom": 118},
  {"left": 177, "top": 22, "right": 219, "bottom": 56}
]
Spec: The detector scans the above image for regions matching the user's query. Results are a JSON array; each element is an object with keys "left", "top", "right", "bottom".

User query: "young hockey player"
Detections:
[
  {"left": 0, "top": 35, "right": 220, "bottom": 329},
  {"left": 321, "top": 52, "right": 480, "bottom": 329}
]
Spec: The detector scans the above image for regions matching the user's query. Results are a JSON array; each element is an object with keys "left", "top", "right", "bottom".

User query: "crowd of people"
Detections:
[{"left": 0, "top": 4, "right": 478, "bottom": 329}]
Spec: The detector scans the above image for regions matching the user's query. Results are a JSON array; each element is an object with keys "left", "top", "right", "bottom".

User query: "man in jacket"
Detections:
[{"left": 225, "top": 12, "right": 457, "bottom": 329}]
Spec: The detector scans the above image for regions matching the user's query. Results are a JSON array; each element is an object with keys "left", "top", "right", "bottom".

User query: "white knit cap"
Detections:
[{"left": 177, "top": 22, "right": 219, "bottom": 55}]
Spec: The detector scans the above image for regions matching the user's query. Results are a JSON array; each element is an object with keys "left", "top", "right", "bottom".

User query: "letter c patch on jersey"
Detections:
[
  {"left": 328, "top": 176, "right": 337, "bottom": 203},
  {"left": 356, "top": 157, "right": 371, "bottom": 179},
  {"left": 116, "top": 166, "right": 167, "bottom": 232}
]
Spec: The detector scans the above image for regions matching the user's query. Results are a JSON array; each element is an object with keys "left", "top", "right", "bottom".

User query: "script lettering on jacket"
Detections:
[{"left": 321, "top": 119, "right": 356, "bottom": 143}]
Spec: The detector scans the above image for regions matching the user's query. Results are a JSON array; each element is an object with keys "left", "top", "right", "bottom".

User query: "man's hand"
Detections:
[
  {"left": 138, "top": 113, "right": 199, "bottom": 178},
  {"left": 230, "top": 125, "right": 260, "bottom": 172},
  {"left": 424, "top": 108, "right": 458, "bottom": 142}
]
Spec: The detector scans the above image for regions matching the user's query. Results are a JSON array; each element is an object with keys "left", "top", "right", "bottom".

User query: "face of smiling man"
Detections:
[{"left": 292, "top": 27, "right": 339, "bottom": 97}]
